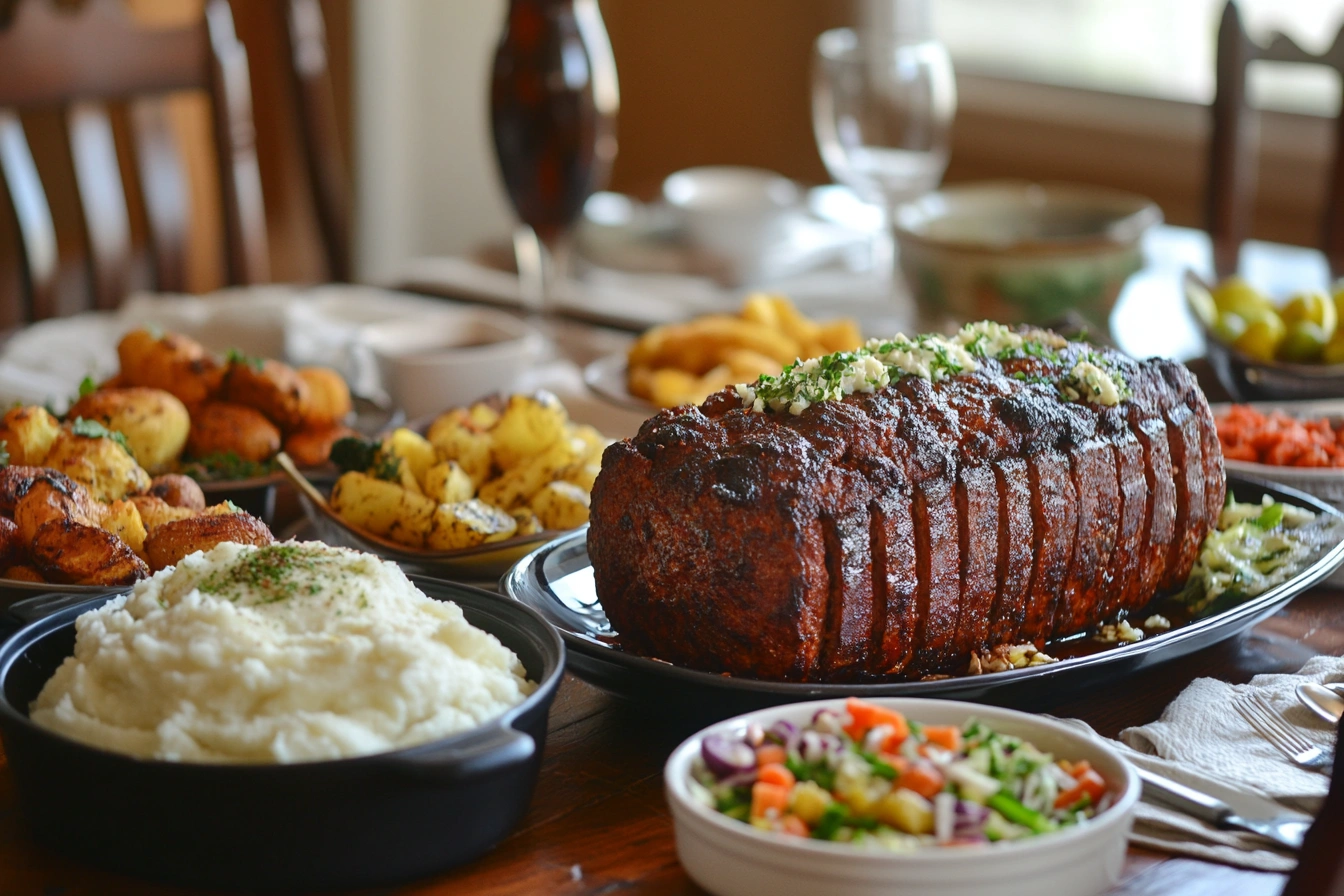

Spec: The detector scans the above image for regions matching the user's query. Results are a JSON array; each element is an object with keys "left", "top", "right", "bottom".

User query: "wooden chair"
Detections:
[
  {"left": 1207, "top": 1, "right": 1344, "bottom": 278},
  {"left": 0, "top": 0, "right": 350, "bottom": 326}
]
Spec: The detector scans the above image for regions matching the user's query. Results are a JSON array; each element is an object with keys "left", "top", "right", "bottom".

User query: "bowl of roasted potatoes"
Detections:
[
  {"left": 585, "top": 293, "right": 862, "bottom": 411},
  {"left": 0, "top": 404, "right": 276, "bottom": 603},
  {"left": 66, "top": 327, "right": 371, "bottom": 520},
  {"left": 280, "top": 391, "right": 609, "bottom": 578}
]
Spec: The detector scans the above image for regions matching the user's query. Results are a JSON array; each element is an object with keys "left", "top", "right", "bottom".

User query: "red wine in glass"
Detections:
[{"left": 490, "top": 0, "right": 618, "bottom": 311}]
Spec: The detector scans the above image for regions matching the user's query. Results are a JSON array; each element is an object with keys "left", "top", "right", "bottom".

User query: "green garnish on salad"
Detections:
[
  {"left": 689, "top": 698, "right": 1109, "bottom": 849},
  {"left": 1177, "top": 491, "right": 1342, "bottom": 615}
]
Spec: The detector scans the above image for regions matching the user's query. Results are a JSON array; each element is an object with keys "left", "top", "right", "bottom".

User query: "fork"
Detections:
[{"left": 1234, "top": 689, "right": 1335, "bottom": 774}]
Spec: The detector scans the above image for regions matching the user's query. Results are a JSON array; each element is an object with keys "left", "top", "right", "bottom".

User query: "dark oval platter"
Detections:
[{"left": 502, "top": 474, "right": 1344, "bottom": 716}]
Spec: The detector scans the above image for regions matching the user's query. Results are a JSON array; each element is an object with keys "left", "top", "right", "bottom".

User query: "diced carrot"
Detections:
[
  {"left": 1075, "top": 768, "right": 1108, "bottom": 803},
  {"left": 757, "top": 763, "right": 796, "bottom": 789},
  {"left": 845, "top": 697, "right": 910, "bottom": 744},
  {"left": 778, "top": 814, "right": 810, "bottom": 837},
  {"left": 1055, "top": 783, "right": 1086, "bottom": 809},
  {"left": 843, "top": 721, "right": 867, "bottom": 742},
  {"left": 895, "top": 762, "right": 945, "bottom": 800},
  {"left": 1222, "top": 443, "right": 1259, "bottom": 462},
  {"left": 751, "top": 781, "right": 790, "bottom": 820},
  {"left": 922, "top": 725, "right": 962, "bottom": 752},
  {"left": 1065, "top": 759, "right": 1092, "bottom": 776},
  {"left": 755, "top": 743, "right": 787, "bottom": 767},
  {"left": 1054, "top": 767, "right": 1107, "bottom": 809},
  {"left": 879, "top": 753, "right": 911, "bottom": 776}
]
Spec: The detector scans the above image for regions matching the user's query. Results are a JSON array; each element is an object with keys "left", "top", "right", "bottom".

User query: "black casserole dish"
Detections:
[{"left": 0, "top": 576, "right": 564, "bottom": 890}]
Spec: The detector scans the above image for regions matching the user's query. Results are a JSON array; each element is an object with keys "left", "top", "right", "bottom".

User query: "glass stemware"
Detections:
[
  {"left": 812, "top": 26, "right": 956, "bottom": 289},
  {"left": 490, "top": 0, "right": 619, "bottom": 316}
]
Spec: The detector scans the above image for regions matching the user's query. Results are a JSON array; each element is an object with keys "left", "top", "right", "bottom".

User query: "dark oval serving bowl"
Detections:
[{"left": 0, "top": 576, "right": 564, "bottom": 891}]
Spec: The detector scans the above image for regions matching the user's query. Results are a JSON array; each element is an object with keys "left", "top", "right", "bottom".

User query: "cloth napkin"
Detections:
[{"left": 1060, "top": 654, "right": 1342, "bottom": 872}]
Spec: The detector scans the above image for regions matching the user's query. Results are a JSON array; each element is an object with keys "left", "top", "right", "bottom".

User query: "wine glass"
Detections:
[
  {"left": 490, "top": 0, "right": 619, "bottom": 316},
  {"left": 812, "top": 27, "right": 956, "bottom": 284}
]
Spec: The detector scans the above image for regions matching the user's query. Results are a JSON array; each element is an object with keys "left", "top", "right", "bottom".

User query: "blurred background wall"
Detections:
[{"left": 1, "top": 0, "right": 1337, "bottom": 302}]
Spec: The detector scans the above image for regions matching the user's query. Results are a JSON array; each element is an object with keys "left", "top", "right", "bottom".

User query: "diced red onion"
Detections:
[
  {"left": 952, "top": 799, "right": 991, "bottom": 838},
  {"left": 812, "top": 708, "right": 844, "bottom": 735},
  {"left": 701, "top": 734, "right": 757, "bottom": 779},
  {"left": 744, "top": 723, "right": 765, "bottom": 748},
  {"left": 934, "top": 793, "right": 957, "bottom": 844}
]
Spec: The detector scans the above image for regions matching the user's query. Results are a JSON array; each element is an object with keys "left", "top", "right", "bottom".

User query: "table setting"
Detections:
[{"left": 2, "top": 0, "right": 1344, "bottom": 895}]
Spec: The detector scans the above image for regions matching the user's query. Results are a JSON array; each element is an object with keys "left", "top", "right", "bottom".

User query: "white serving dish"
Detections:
[
  {"left": 1212, "top": 400, "right": 1344, "bottom": 507},
  {"left": 359, "top": 307, "right": 545, "bottom": 419},
  {"left": 664, "top": 698, "right": 1139, "bottom": 896}
]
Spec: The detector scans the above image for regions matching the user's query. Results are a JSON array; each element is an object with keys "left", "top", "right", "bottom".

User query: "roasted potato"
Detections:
[
  {"left": 66, "top": 387, "right": 190, "bottom": 473},
  {"left": 329, "top": 471, "right": 436, "bottom": 547},
  {"left": 4, "top": 565, "right": 44, "bottom": 583},
  {"left": 423, "top": 460, "right": 475, "bottom": 504},
  {"left": 100, "top": 499, "right": 147, "bottom": 555},
  {"left": 477, "top": 437, "right": 581, "bottom": 510},
  {"left": 558, "top": 462, "right": 600, "bottom": 493},
  {"left": 147, "top": 474, "right": 206, "bottom": 510},
  {"left": 426, "top": 499, "right": 517, "bottom": 550},
  {"left": 42, "top": 429, "right": 151, "bottom": 502},
  {"left": 0, "top": 406, "right": 62, "bottom": 465},
  {"left": 530, "top": 480, "right": 591, "bottom": 529},
  {"left": 31, "top": 518, "right": 148, "bottom": 586},
  {"left": 511, "top": 509, "right": 543, "bottom": 536},
  {"left": 130, "top": 495, "right": 198, "bottom": 530},
  {"left": 382, "top": 428, "right": 436, "bottom": 486},
  {"left": 296, "top": 367, "right": 353, "bottom": 428},
  {"left": 142, "top": 511, "right": 274, "bottom": 572},
  {"left": 117, "top": 329, "right": 223, "bottom": 410},
  {"left": 283, "top": 423, "right": 357, "bottom": 468},
  {"left": 491, "top": 392, "right": 569, "bottom": 470},
  {"left": 426, "top": 410, "right": 493, "bottom": 485},
  {"left": 0, "top": 516, "right": 21, "bottom": 567},
  {"left": 186, "top": 402, "right": 282, "bottom": 463},
  {"left": 223, "top": 357, "right": 310, "bottom": 432}
]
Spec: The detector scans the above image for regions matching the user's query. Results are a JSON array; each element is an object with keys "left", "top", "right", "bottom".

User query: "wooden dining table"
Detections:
[{"left": 1, "top": 225, "right": 1339, "bottom": 895}]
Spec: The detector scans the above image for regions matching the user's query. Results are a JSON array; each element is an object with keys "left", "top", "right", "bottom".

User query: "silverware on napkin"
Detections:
[
  {"left": 1235, "top": 690, "right": 1335, "bottom": 773},
  {"left": 1136, "top": 766, "right": 1310, "bottom": 852},
  {"left": 1297, "top": 683, "right": 1344, "bottom": 725}
]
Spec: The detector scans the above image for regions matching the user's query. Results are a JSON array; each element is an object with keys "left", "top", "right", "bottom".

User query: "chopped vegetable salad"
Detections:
[{"left": 688, "top": 699, "right": 1110, "bottom": 849}]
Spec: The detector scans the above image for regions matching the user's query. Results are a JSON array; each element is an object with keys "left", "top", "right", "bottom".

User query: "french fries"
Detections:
[
  {"left": 328, "top": 392, "right": 611, "bottom": 551},
  {"left": 626, "top": 293, "right": 862, "bottom": 408}
]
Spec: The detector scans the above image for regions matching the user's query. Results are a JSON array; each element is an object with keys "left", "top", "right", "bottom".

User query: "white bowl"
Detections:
[
  {"left": 359, "top": 308, "right": 545, "bottom": 419},
  {"left": 664, "top": 698, "right": 1139, "bottom": 896},
  {"left": 662, "top": 166, "right": 804, "bottom": 279}
]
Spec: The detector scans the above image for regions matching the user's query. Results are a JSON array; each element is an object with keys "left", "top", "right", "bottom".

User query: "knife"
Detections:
[
  {"left": 1136, "top": 766, "right": 1310, "bottom": 852},
  {"left": 1297, "top": 683, "right": 1344, "bottom": 725}
]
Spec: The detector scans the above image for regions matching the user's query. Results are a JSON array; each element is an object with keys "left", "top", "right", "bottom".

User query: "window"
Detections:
[{"left": 932, "top": 0, "right": 1343, "bottom": 117}]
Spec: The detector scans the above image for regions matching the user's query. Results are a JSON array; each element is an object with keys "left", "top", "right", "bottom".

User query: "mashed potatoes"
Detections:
[{"left": 30, "top": 541, "right": 537, "bottom": 763}]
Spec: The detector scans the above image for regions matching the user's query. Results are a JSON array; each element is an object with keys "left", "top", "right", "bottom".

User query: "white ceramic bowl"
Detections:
[
  {"left": 664, "top": 698, "right": 1139, "bottom": 896},
  {"left": 662, "top": 166, "right": 804, "bottom": 279},
  {"left": 359, "top": 307, "right": 545, "bottom": 419}
]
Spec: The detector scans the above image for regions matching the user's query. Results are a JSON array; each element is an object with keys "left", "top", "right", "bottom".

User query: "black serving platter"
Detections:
[
  {"left": 0, "top": 576, "right": 564, "bottom": 891},
  {"left": 502, "top": 475, "right": 1344, "bottom": 717}
]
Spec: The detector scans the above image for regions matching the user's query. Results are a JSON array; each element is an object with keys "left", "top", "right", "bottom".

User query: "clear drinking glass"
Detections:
[{"left": 812, "top": 27, "right": 956, "bottom": 278}]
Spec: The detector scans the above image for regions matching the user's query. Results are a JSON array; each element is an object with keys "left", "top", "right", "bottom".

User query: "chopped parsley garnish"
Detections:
[
  {"left": 77, "top": 375, "right": 97, "bottom": 398},
  {"left": 180, "top": 452, "right": 278, "bottom": 482},
  {"left": 197, "top": 544, "right": 329, "bottom": 604},
  {"left": 225, "top": 348, "right": 265, "bottom": 372},
  {"left": 69, "top": 417, "right": 132, "bottom": 454}
]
